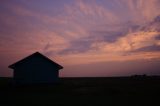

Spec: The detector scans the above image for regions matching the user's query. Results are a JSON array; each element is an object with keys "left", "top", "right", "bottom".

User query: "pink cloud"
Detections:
[{"left": 1, "top": 0, "right": 160, "bottom": 77}]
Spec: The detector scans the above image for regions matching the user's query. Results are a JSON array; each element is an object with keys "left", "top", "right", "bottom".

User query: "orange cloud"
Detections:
[
  {"left": 1, "top": 0, "right": 160, "bottom": 77},
  {"left": 91, "top": 30, "right": 160, "bottom": 53}
]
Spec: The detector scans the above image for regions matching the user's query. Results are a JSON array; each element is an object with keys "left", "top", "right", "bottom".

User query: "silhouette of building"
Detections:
[{"left": 8, "top": 52, "right": 63, "bottom": 84}]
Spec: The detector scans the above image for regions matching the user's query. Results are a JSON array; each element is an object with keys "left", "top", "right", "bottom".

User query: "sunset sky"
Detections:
[{"left": 0, "top": 0, "right": 160, "bottom": 77}]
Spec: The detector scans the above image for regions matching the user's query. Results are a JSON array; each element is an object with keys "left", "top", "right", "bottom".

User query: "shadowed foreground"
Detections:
[{"left": 0, "top": 77, "right": 160, "bottom": 106}]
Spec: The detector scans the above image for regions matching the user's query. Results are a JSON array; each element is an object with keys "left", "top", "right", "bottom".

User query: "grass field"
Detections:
[{"left": 0, "top": 76, "right": 160, "bottom": 106}]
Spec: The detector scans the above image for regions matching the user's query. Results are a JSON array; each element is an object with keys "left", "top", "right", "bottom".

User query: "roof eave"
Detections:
[
  {"left": 8, "top": 65, "right": 14, "bottom": 69},
  {"left": 59, "top": 66, "right": 63, "bottom": 70}
]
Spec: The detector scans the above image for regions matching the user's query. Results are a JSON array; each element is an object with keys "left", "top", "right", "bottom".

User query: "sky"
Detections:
[{"left": 0, "top": 0, "right": 160, "bottom": 77}]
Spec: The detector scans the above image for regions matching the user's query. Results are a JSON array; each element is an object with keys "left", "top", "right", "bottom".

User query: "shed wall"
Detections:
[{"left": 13, "top": 56, "right": 60, "bottom": 84}]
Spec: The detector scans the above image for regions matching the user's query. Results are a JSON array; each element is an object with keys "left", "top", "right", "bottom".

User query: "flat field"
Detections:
[{"left": 0, "top": 77, "right": 160, "bottom": 106}]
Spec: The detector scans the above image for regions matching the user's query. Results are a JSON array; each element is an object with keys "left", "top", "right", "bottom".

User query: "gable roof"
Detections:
[{"left": 8, "top": 52, "right": 63, "bottom": 69}]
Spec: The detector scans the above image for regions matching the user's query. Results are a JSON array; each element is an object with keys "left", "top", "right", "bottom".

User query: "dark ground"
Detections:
[{"left": 0, "top": 76, "right": 160, "bottom": 106}]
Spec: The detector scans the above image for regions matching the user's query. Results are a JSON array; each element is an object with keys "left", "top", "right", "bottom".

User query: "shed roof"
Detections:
[{"left": 8, "top": 52, "right": 63, "bottom": 69}]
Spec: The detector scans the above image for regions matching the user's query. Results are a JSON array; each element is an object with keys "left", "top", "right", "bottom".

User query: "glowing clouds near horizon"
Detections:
[{"left": 0, "top": 0, "right": 160, "bottom": 77}]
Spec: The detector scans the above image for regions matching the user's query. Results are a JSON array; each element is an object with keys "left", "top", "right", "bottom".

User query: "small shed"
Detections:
[{"left": 8, "top": 52, "right": 63, "bottom": 84}]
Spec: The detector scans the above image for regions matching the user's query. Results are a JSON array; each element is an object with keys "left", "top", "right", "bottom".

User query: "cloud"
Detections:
[
  {"left": 134, "top": 45, "right": 160, "bottom": 52},
  {"left": 97, "top": 31, "right": 160, "bottom": 53},
  {"left": 114, "top": 0, "right": 160, "bottom": 23},
  {"left": 58, "top": 15, "right": 160, "bottom": 65},
  {"left": 1, "top": 0, "right": 160, "bottom": 77}
]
